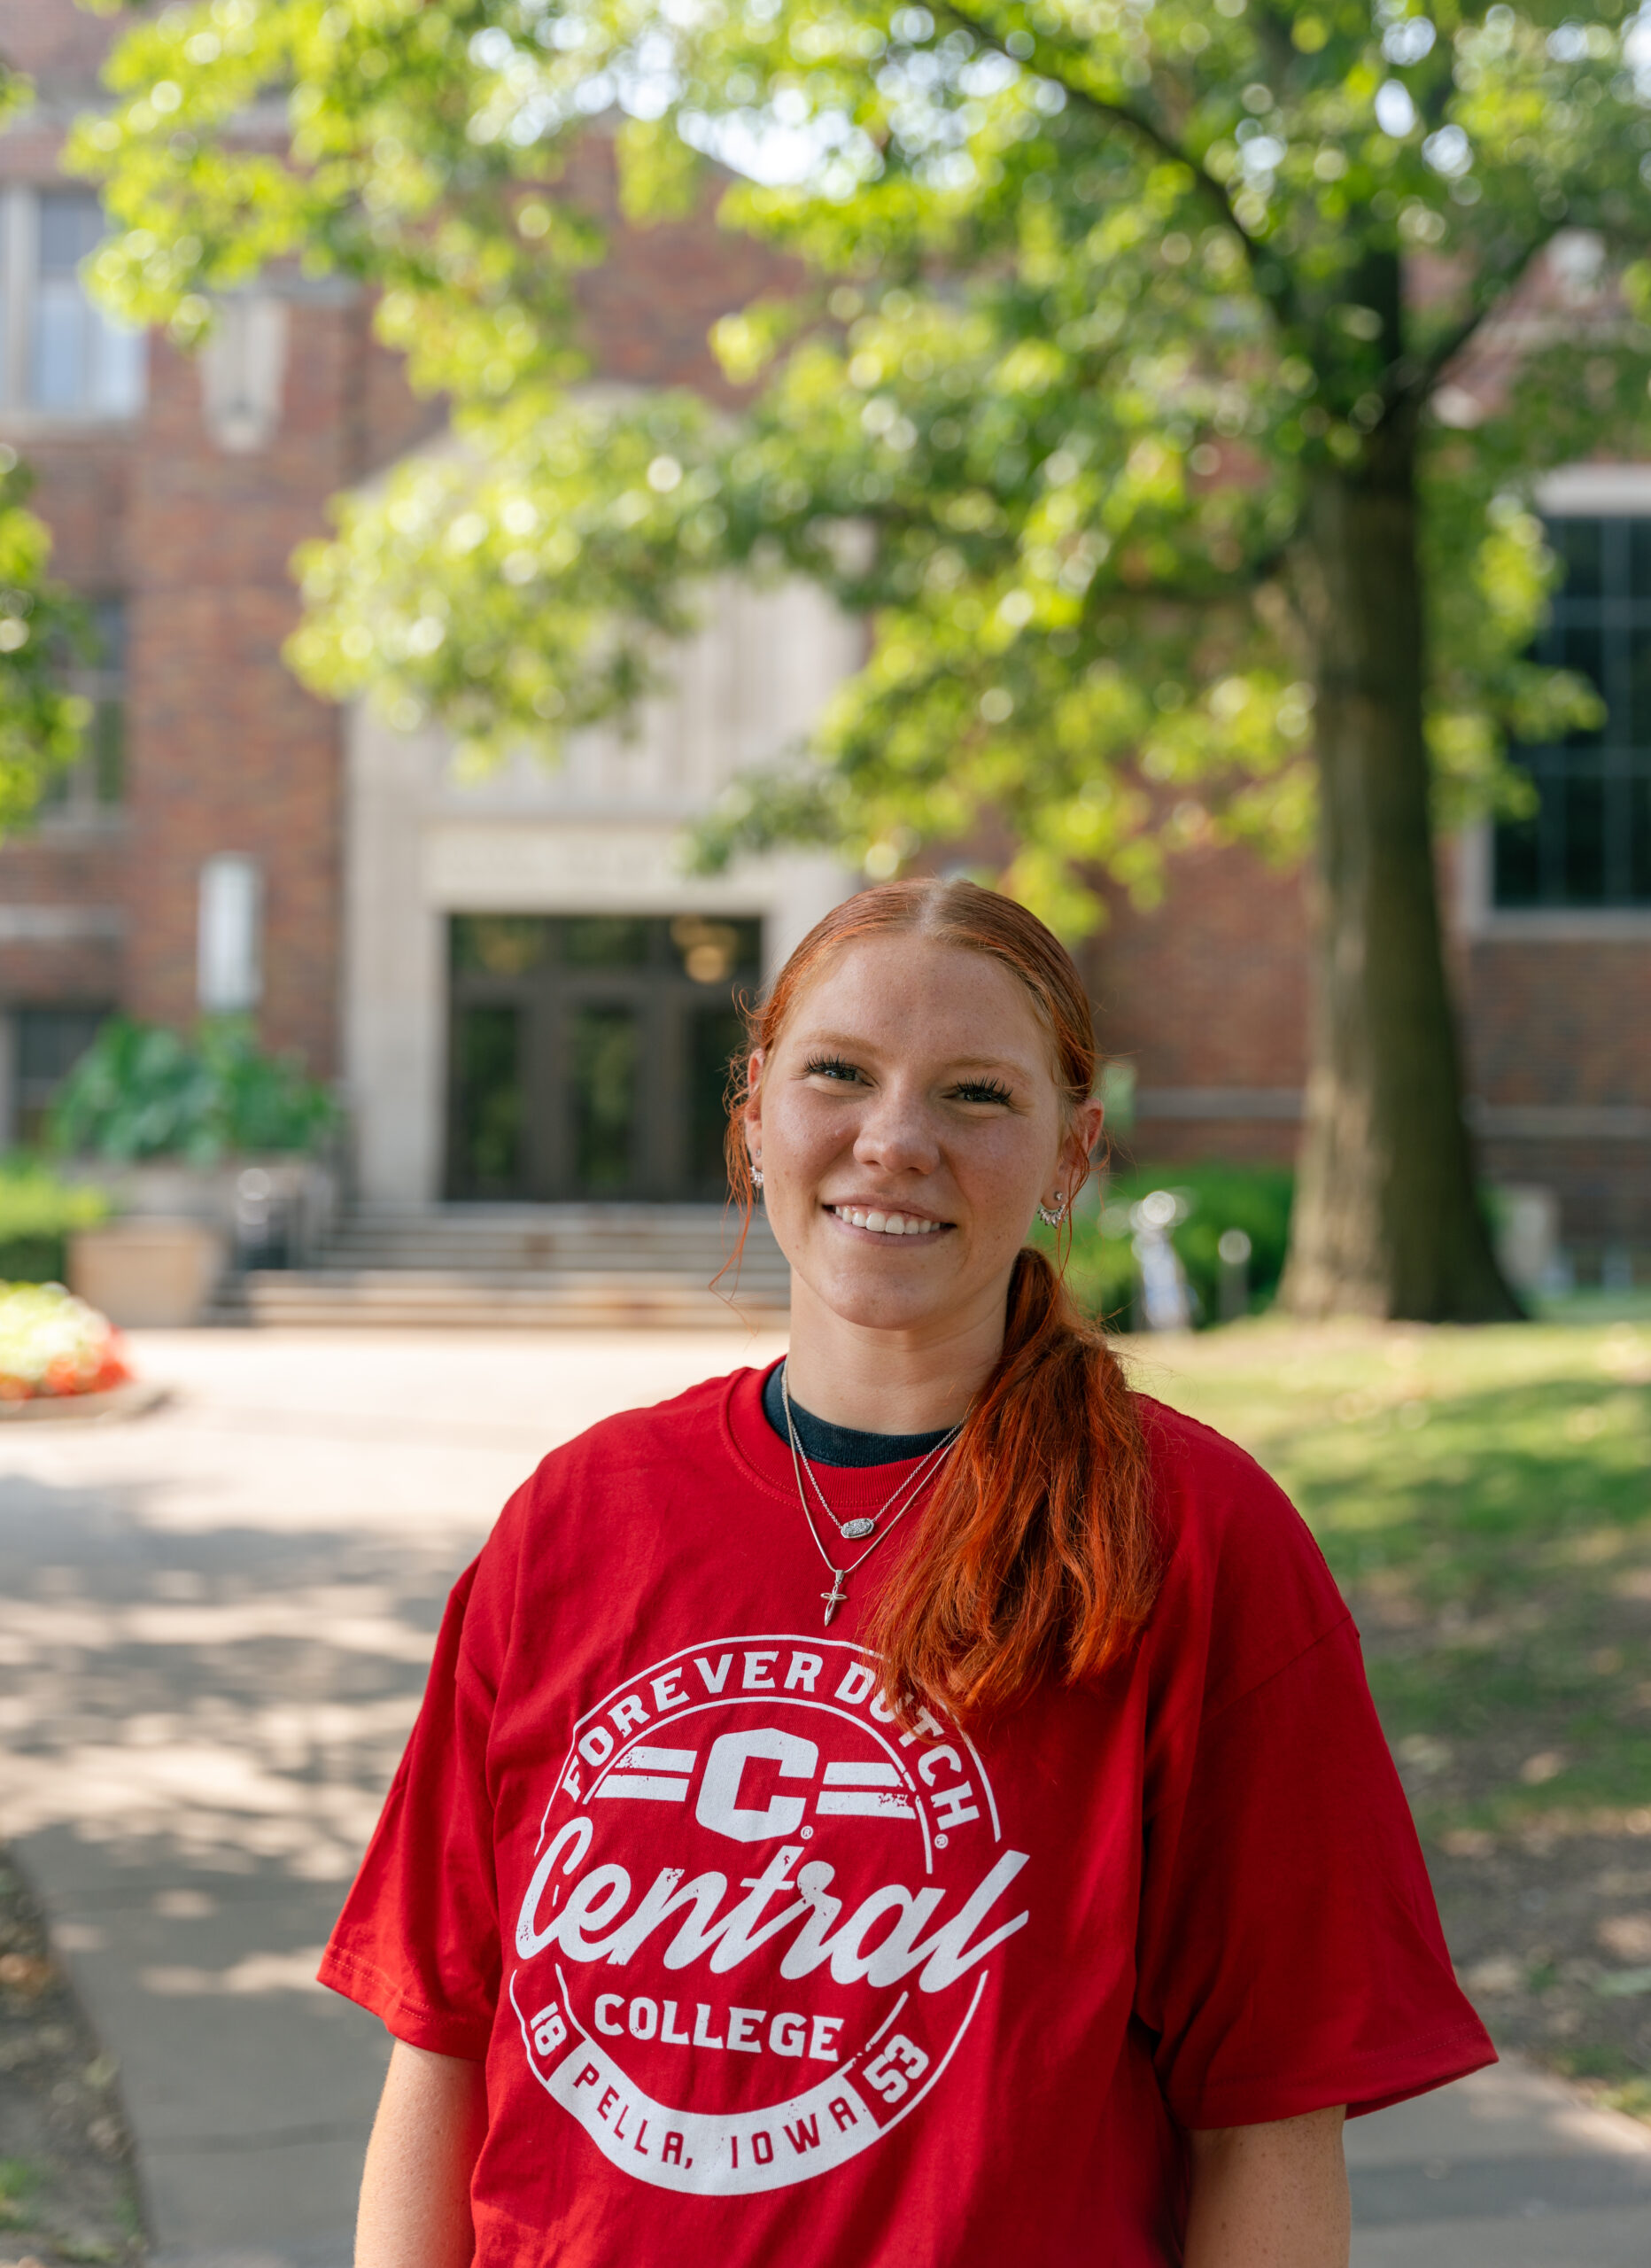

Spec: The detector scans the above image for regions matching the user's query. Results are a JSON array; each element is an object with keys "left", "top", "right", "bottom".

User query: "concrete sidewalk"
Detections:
[
  {"left": 1346, "top": 2060, "right": 1651, "bottom": 2264},
  {"left": 0, "top": 1328, "right": 1645, "bottom": 2267}
]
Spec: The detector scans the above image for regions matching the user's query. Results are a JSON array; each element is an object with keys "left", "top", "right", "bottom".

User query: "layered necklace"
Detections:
[{"left": 779, "top": 1363, "right": 965, "bottom": 1627}]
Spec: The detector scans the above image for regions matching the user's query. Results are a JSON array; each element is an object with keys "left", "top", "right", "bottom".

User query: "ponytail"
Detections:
[
  {"left": 725, "top": 877, "right": 1161, "bottom": 1723},
  {"left": 865, "top": 1247, "right": 1156, "bottom": 1720}
]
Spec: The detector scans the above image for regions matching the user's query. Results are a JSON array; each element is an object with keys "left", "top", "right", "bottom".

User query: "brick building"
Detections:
[{"left": 0, "top": 0, "right": 1645, "bottom": 1278}]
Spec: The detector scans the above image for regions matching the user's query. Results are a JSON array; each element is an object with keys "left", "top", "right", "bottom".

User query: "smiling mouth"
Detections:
[{"left": 826, "top": 1204, "right": 950, "bottom": 1239}]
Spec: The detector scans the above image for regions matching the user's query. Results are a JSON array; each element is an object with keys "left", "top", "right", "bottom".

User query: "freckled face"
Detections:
[{"left": 747, "top": 935, "right": 1091, "bottom": 1337}]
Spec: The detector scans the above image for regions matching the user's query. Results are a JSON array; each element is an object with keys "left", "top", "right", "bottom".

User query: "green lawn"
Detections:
[{"left": 1124, "top": 1299, "right": 1651, "bottom": 2111}]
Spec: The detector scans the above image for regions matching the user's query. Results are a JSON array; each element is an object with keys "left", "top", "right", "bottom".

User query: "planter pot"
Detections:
[
  {"left": 61, "top": 1157, "right": 338, "bottom": 1269},
  {"left": 68, "top": 1220, "right": 228, "bottom": 1327}
]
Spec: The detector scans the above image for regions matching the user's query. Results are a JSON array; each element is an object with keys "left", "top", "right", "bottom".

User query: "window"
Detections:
[
  {"left": 198, "top": 855, "right": 264, "bottom": 1012},
  {"left": 1493, "top": 516, "right": 1651, "bottom": 907},
  {"left": 0, "top": 189, "right": 145, "bottom": 419},
  {"left": 41, "top": 597, "right": 125, "bottom": 819},
  {"left": 13, "top": 1006, "right": 109, "bottom": 1146}
]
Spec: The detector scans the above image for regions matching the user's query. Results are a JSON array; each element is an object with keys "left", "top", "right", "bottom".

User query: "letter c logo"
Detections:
[{"left": 694, "top": 1728, "right": 818, "bottom": 1843}]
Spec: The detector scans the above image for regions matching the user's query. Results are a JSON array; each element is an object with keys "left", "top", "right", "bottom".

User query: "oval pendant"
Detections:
[{"left": 840, "top": 1517, "right": 877, "bottom": 1542}]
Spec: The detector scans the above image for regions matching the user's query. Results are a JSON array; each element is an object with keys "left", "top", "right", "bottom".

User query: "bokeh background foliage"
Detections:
[
  {"left": 66, "top": 0, "right": 1646, "bottom": 920},
  {"left": 47, "top": 1017, "right": 339, "bottom": 1166},
  {"left": 1035, "top": 1160, "right": 1295, "bottom": 1324}
]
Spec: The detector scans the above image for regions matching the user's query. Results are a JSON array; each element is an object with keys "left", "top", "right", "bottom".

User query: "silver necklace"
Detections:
[{"left": 779, "top": 1363, "right": 963, "bottom": 1627}]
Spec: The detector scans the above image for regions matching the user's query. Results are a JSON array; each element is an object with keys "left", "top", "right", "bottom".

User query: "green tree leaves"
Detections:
[
  {"left": 73, "top": 0, "right": 604, "bottom": 391},
  {"left": 0, "top": 454, "right": 96, "bottom": 835},
  {"left": 70, "top": 0, "right": 1651, "bottom": 928}
]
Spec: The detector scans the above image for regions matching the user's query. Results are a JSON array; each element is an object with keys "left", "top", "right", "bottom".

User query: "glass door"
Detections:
[
  {"left": 449, "top": 1001, "right": 524, "bottom": 1197},
  {"left": 568, "top": 1002, "right": 640, "bottom": 1192},
  {"left": 445, "top": 912, "right": 762, "bottom": 1200}
]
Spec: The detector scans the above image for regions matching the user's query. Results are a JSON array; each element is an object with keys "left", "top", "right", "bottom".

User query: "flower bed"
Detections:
[{"left": 0, "top": 1282, "right": 132, "bottom": 1402}]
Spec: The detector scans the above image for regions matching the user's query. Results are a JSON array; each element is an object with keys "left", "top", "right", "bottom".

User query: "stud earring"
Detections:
[
  {"left": 1036, "top": 1191, "right": 1068, "bottom": 1228},
  {"left": 752, "top": 1166, "right": 764, "bottom": 1189}
]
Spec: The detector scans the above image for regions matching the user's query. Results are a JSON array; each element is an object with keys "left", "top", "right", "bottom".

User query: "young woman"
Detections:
[{"left": 323, "top": 879, "right": 1492, "bottom": 2267}]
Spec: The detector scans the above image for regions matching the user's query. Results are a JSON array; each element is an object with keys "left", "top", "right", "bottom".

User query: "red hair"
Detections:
[{"left": 725, "top": 878, "right": 1159, "bottom": 1721}]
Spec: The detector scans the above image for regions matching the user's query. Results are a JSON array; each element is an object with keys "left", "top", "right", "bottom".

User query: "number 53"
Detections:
[{"left": 863, "top": 2034, "right": 930, "bottom": 2105}]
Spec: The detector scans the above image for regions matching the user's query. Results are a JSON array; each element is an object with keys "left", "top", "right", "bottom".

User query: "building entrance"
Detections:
[{"left": 445, "top": 913, "right": 762, "bottom": 1201}]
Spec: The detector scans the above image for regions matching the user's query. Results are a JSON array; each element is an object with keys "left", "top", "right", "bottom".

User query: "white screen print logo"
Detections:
[{"left": 508, "top": 1635, "right": 1030, "bottom": 2194}]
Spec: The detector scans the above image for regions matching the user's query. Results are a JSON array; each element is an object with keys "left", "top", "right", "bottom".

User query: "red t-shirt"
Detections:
[{"left": 320, "top": 1361, "right": 1492, "bottom": 2265}]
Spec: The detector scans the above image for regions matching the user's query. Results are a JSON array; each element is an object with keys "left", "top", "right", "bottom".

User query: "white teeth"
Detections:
[{"left": 834, "top": 1207, "right": 940, "bottom": 1236}]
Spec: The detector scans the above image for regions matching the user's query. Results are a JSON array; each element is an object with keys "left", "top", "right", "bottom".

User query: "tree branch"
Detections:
[
  {"left": 1402, "top": 233, "right": 1552, "bottom": 410},
  {"left": 934, "top": 0, "right": 1296, "bottom": 328}
]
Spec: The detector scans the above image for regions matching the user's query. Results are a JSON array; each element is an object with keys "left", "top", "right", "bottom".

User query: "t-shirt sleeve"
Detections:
[
  {"left": 1134, "top": 1613, "right": 1495, "bottom": 2129},
  {"left": 317, "top": 1553, "right": 503, "bottom": 2058}
]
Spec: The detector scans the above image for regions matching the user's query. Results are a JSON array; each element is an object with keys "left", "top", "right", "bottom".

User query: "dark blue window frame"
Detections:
[{"left": 1492, "top": 515, "right": 1651, "bottom": 908}]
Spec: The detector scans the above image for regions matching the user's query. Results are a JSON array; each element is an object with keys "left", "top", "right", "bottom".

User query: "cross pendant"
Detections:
[{"left": 821, "top": 1570, "right": 848, "bottom": 1627}]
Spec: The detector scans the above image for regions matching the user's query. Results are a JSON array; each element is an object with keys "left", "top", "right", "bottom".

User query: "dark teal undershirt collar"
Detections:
[{"left": 761, "top": 1360, "right": 956, "bottom": 1470}]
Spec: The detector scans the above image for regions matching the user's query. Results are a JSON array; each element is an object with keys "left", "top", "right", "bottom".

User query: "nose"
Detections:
[{"left": 851, "top": 1081, "right": 941, "bottom": 1177}]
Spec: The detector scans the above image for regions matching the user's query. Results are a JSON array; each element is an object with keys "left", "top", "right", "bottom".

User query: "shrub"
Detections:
[
  {"left": 46, "top": 1016, "right": 337, "bottom": 1165},
  {"left": 1036, "top": 1161, "right": 1296, "bottom": 1329},
  {"left": 0, "top": 1161, "right": 108, "bottom": 1284}
]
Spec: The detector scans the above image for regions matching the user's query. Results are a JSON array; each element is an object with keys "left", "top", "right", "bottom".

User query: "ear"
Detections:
[
  {"left": 743, "top": 1048, "right": 766, "bottom": 1144},
  {"left": 1066, "top": 1096, "right": 1105, "bottom": 1183}
]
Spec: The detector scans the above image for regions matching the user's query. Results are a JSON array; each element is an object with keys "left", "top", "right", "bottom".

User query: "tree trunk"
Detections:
[{"left": 1280, "top": 424, "right": 1520, "bottom": 1322}]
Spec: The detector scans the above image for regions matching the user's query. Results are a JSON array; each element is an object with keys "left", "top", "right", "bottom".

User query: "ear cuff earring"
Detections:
[{"left": 1036, "top": 1192, "right": 1069, "bottom": 1228}]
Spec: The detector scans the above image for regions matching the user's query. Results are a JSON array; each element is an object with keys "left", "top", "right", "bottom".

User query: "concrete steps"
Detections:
[{"left": 233, "top": 1203, "right": 789, "bottom": 1329}]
